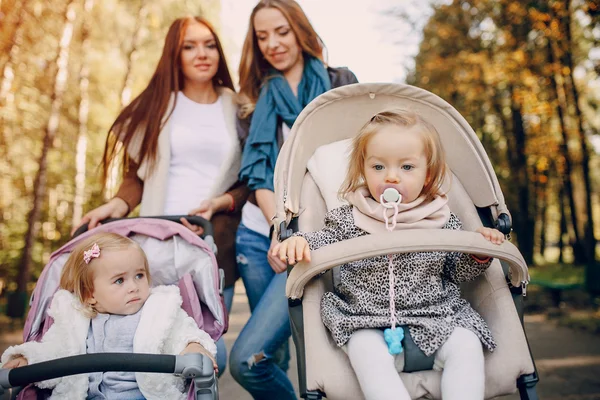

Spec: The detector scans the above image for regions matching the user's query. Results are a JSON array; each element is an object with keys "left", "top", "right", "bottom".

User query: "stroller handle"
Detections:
[
  {"left": 286, "top": 229, "right": 529, "bottom": 299},
  {"left": 0, "top": 353, "right": 217, "bottom": 398},
  {"left": 73, "top": 215, "right": 217, "bottom": 254}
]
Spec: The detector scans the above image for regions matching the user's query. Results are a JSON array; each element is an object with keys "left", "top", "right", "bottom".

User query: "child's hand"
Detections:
[
  {"left": 180, "top": 343, "right": 218, "bottom": 372},
  {"left": 271, "top": 236, "right": 311, "bottom": 265},
  {"left": 476, "top": 227, "right": 505, "bottom": 245},
  {"left": 3, "top": 356, "right": 28, "bottom": 369}
]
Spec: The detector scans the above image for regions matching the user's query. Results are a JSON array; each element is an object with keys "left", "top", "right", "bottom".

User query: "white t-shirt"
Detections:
[
  {"left": 163, "top": 92, "right": 233, "bottom": 215},
  {"left": 241, "top": 123, "right": 292, "bottom": 237}
]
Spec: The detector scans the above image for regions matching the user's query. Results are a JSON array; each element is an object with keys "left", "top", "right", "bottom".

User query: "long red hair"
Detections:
[
  {"left": 237, "top": 0, "right": 326, "bottom": 117},
  {"left": 102, "top": 16, "right": 234, "bottom": 184}
]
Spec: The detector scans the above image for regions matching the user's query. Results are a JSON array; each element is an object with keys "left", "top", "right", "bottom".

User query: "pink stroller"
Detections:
[{"left": 0, "top": 217, "right": 226, "bottom": 400}]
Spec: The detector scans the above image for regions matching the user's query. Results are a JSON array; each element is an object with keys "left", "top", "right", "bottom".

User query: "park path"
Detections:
[{"left": 2, "top": 282, "right": 600, "bottom": 399}]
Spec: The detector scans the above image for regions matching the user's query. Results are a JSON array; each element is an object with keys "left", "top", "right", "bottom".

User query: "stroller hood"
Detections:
[
  {"left": 273, "top": 82, "right": 510, "bottom": 228},
  {"left": 23, "top": 218, "right": 226, "bottom": 343}
]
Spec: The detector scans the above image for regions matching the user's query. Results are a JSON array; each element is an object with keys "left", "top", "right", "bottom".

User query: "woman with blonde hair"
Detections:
[
  {"left": 74, "top": 16, "right": 247, "bottom": 376},
  {"left": 231, "top": 1, "right": 357, "bottom": 397}
]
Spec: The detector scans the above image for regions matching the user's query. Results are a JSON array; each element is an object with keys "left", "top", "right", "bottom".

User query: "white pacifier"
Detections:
[
  {"left": 381, "top": 187, "right": 402, "bottom": 204},
  {"left": 381, "top": 188, "right": 402, "bottom": 231},
  {"left": 380, "top": 187, "right": 404, "bottom": 355}
]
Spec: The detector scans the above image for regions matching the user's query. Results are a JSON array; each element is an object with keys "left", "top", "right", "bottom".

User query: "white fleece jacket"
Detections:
[{"left": 1, "top": 285, "right": 216, "bottom": 400}]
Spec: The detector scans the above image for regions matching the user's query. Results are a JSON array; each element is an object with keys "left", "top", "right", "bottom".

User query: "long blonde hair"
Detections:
[
  {"left": 237, "top": 0, "right": 326, "bottom": 117},
  {"left": 60, "top": 233, "right": 150, "bottom": 317},
  {"left": 340, "top": 108, "right": 448, "bottom": 201}
]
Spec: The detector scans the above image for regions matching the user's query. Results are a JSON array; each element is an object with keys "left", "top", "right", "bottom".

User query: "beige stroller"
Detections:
[{"left": 272, "top": 83, "right": 538, "bottom": 399}]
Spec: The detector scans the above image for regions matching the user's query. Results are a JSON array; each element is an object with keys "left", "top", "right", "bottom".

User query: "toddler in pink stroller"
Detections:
[{"left": 0, "top": 218, "right": 226, "bottom": 400}]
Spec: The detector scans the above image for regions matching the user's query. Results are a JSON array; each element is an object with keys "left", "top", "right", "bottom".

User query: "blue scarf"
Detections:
[{"left": 239, "top": 56, "right": 331, "bottom": 191}]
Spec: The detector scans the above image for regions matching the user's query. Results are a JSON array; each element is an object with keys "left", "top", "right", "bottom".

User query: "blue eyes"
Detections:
[
  {"left": 114, "top": 273, "right": 145, "bottom": 285},
  {"left": 372, "top": 165, "right": 414, "bottom": 171}
]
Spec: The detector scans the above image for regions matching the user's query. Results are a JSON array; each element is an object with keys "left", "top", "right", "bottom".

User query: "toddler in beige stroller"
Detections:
[{"left": 272, "top": 83, "right": 537, "bottom": 399}]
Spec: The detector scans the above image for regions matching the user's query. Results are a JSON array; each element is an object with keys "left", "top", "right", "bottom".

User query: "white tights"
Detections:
[{"left": 345, "top": 327, "right": 485, "bottom": 400}]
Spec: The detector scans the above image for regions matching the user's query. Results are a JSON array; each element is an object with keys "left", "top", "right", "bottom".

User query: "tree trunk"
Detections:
[
  {"left": 8, "top": 0, "right": 77, "bottom": 318},
  {"left": 561, "top": 0, "right": 597, "bottom": 262},
  {"left": 533, "top": 166, "right": 544, "bottom": 260},
  {"left": 120, "top": 1, "right": 149, "bottom": 108},
  {"left": 559, "top": 180, "right": 567, "bottom": 264},
  {"left": 0, "top": 0, "right": 29, "bottom": 152},
  {"left": 538, "top": 167, "right": 550, "bottom": 260},
  {"left": 72, "top": 0, "right": 94, "bottom": 229},
  {"left": 509, "top": 85, "right": 534, "bottom": 265},
  {"left": 490, "top": 88, "right": 522, "bottom": 242},
  {"left": 105, "top": 0, "right": 149, "bottom": 199},
  {"left": 492, "top": 82, "right": 533, "bottom": 264},
  {"left": 0, "top": 0, "right": 28, "bottom": 72},
  {"left": 546, "top": 38, "right": 586, "bottom": 263}
]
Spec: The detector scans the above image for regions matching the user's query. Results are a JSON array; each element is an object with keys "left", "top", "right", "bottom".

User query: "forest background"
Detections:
[{"left": 0, "top": 0, "right": 599, "bottom": 317}]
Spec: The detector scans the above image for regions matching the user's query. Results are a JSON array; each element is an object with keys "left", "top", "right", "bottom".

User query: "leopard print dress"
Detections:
[{"left": 297, "top": 205, "right": 496, "bottom": 357}]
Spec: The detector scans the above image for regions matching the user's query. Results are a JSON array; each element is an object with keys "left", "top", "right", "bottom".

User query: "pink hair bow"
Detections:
[{"left": 83, "top": 243, "right": 101, "bottom": 264}]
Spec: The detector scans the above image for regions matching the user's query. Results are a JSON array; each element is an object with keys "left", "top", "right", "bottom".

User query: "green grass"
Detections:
[{"left": 529, "top": 263, "right": 585, "bottom": 288}]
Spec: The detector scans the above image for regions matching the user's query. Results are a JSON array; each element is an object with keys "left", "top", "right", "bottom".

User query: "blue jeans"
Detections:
[
  {"left": 216, "top": 285, "right": 235, "bottom": 377},
  {"left": 229, "top": 223, "right": 296, "bottom": 400}
]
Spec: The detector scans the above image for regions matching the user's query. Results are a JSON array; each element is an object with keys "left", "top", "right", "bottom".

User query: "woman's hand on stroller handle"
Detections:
[
  {"left": 72, "top": 197, "right": 129, "bottom": 236},
  {"left": 180, "top": 217, "right": 206, "bottom": 236},
  {"left": 188, "top": 199, "right": 217, "bottom": 222},
  {"left": 183, "top": 194, "right": 235, "bottom": 235},
  {"left": 272, "top": 236, "right": 311, "bottom": 266},
  {"left": 188, "top": 194, "right": 234, "bottom": 221},
  {"left": 267, "top": 235, "right": 289, "bottom": 274}
]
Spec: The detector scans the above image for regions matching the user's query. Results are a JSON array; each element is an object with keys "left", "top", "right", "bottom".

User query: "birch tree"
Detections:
[
  {"left": 71, "top": 0, "right": 94, "bottom": 229},
  {"left": 105, "top": 0, "right": 149, "bottom": 199},
  {"left": 0, "top": 0, "right": 29, "bottom": 153},
  {"left": 8, "top": 0, "right": 78, "bottom": 318}
]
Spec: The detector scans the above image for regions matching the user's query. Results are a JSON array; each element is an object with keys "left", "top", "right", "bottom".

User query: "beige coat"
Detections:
[
  {"left": 115, "top": 87, "right": 249, "bottom": 288},
  {"left": 129, "top": 87, "right": 241, "bottom": 216}
]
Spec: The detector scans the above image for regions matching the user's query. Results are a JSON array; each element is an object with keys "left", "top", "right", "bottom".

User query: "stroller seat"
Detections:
[
  {"left": 4, "top": 218, "right": 225, "bottom": 400},
  {"left": 272, "top": 83, "right": 538, "bottom": 399}
]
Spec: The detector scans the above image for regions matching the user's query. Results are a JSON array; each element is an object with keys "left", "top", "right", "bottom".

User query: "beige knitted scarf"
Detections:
[{"left": 345, "top": 187, "right": 450, "bottom": 234}]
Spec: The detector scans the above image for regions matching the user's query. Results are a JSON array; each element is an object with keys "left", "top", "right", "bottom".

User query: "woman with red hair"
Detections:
[{"left": 75, "top": 16, "right": 246, "bottom": 376}]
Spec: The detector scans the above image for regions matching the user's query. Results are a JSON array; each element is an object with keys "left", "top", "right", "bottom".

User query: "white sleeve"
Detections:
[
  {"left": 0, "top": 290, "right": 80, "bottom": 389},
  {"left": 169, "top": 308, "right": 217, "bottom": 358}
]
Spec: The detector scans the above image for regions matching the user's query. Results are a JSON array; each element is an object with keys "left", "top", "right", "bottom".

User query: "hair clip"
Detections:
[{"left": 83, "top": 243, "right": 101, "bottom": 264}]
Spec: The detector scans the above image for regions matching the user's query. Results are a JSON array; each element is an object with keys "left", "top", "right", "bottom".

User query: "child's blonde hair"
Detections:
[
  {"left": 340, "top": 108, "right": 448, "bottom": 201},
  {"left": 59, "top": 232, "right": 150, "bottom": 317}
]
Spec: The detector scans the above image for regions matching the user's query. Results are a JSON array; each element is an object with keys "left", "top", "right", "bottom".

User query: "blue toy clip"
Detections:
[{"left": 384, "top": 327, "right": 404, "bottom": 355}]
